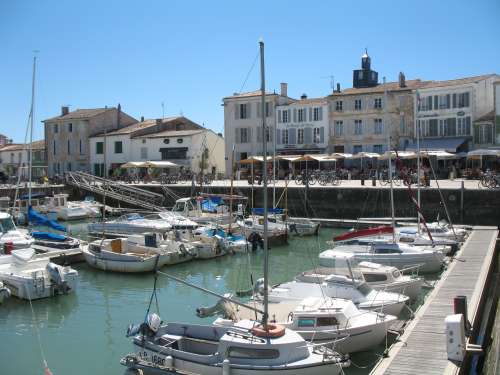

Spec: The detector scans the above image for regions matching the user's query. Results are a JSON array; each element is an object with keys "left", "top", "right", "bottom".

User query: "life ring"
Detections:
[{"left": 250, "top": 323, "right": 286, "bottom": 338}]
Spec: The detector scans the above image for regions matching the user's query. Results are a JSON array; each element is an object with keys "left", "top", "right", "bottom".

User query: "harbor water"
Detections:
[{"left": 0, "top": 222, "right": 435, "bottom": 375}]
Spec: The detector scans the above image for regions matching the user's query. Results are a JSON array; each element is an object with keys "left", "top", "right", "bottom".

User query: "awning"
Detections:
[
  {"left": 466, "top": 149, "right": 500, "bottom": 158},
  {"left": 406, "top": 137, "right": 469, "bottom": 153},
  {"left": 239, "top": 156, "right": 273, "bottom": 164},
  {"left": 378, "top": 151, "right": 417, "bottom": 160},
  {"left": 146, "top": 161, "right": 179, "bottom": 168},
  {"left": 351, "top": 152, "right": 380, "bottom": 159},
  {"left": 121, "top": 161, "right": 148, "bottom": 168},
  {"left": 419, "top": 151, "right": 458, "bottom": 159}
]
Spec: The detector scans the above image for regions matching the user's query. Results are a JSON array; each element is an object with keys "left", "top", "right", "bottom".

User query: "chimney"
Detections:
[
  {"left": 300, "top": 93, "right": 307, "bottom": 100},
  {"left": 140, "top": 116, "right": 144, "bottom": 122},
  {"left": 280, "top": 82, "right": 288, "bottom": 97},
  {"left": 336, "top": 83, "right": 341, "bottom": 92},
  {"left": 399, "top": 72, "right": 406, "bottom": 88},
  {"left": 61, "top": 106, "right": 69, "bottom": 116},
  {"left": 117, "top": 103, "right": 121, "bottom": 129}
]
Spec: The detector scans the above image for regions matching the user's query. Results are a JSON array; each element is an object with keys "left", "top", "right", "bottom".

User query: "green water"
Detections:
[{"left": 0, "top": 224, "right": 432, "bottom": 375}]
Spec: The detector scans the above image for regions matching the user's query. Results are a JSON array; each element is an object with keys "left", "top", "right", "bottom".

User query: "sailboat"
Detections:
[{"left": 120, "top": 40, "right": 349, "bottom": 375}]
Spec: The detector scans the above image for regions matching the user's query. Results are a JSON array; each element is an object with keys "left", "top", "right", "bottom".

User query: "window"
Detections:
[
  {"left": 79, "top": 140, "right": 83, "bottom": 155},
  {"left": 140, "top": 147, "right": 148, "bottom": 159},
  {"left": 354, "top": 120, "right": 363, "bottom": 135},
  {"left": 239, "top": 103, "right": 248, "bottom": 119},
  {"left": 113, "top": 141, "right": 122, "bottom": 153},
  {"left": 265, "top": 102, "right": 271, "bottom": 117},
  {"left": 374, "top": 98, "right": 382, "bottom": 109},
  {"left": 177, "top": 138, "right": 183, "bottom": 144},
  {"left": 67, "top": 140, "right": 71, "bottom": 154},
  {"left": 363, "top": 273, "right": 387, "bottom": 282},
  {"left": 429, "top": 119, "right": 438, "bottom": 137},
  {"left": 313, "top": 107, "right": 320, "bottom": 121},
  {"left": 53, "top": 124, "right": 58, "bottom": 133},
  {"left": 353, "top": 145, "right": 363, "bottom": 154},
  {"left": 438, "top": 95, "right": 451, "bottom": 109},
  {"left": 160, "top": 147, "right": 188, "bottom": 159},
  {"left": 458, "top": 92, "right": 470, "bottom": 108},
  {"left": 227, "top": 347, "right": 279, "bottom": 359},
  {"left": 282, "top": 110, "right": 289, "bottom": 123},
  {"left": 142, "top": 139, "right": 146, "bottom": 144},
  {"left": 476, "top": 124, "right": 494, "bottom": 144},
  {"left": 163, "top": 139, "right": 170, "bottom": 144},
  {"left": 374, "top": 119, "right": 383, "bottom": 134},
  {"left": 94, "top": 163, "right": 104, "bottom": 177},
  {"left": 10, "top": 153, "right": 14, "bottom": 163},
  {"left": 240, "top": 152, "right": 247, "bottom": 160},
  {"left": 297, "top": 128, "right": 304, "bottom": 144},
  {"left": 373, "top": 144, "right": 383, "bottom": 153},
  {"left": 96, "top": 142, "right": 103, "bottom": 154},
  {"left": 240, "top": 128, "right": 249, "bottom": 143},
  {"left": 354, "top": 99, "right": 362, "bottom": 110},
  {"left": 334, "top": 121, "right": 343, "bottom": 136},
  {"left": 313, "top": 127, "right": 321, "bottom": 143},
  {"left": 67, "top": 162, "right": 72, "bottom": 171},
  {"left": 316, "top": 317, "right": 339, "bottom": 326},
  {"left": 53, "top": 140, "right": 57, "bottom": 155},
  {"left": 297, "top": 318, "right": 315, "bottom": 327},
  {"left": 298, "top": 108, "right": 305, "bottom": 122},
  {"left": 419, "top": 96, "right": 433, "bottom": 111},
  {"left": 68, "top": 123, "right": 73, "bottom": 132},
  {"left": 335, "top": 101, "right": 343, "bottom": 111},
  {"left": 282, "top": 129, "right": 289, "bottom": 144},
  {"left": 457, "top": 117, "right": 471, "bottom": 135}
]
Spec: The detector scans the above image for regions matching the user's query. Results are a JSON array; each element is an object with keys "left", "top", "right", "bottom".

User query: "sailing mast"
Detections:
[
  {"left": 384, "top": 77, "right": 396, "bottom": 243},
  {"left": 415, "top": 90, "right": 421, "bottom": 234},
  {"left": 259, "top": 39, "right": 269, "bottom": 327},
  {"left": 228, "top": 144, "right": 235, "bottom": 234},
  {"left": 28, "top": 55, "right": 37, "bottom": 207}
]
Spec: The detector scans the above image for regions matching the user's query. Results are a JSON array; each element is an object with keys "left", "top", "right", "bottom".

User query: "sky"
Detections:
[{"left": 1, "top": 0, "right": 499, "bottom": 143}]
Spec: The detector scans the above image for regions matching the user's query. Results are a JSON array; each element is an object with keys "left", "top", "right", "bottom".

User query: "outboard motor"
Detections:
[
  {"left": 196, "top": 293, "right": 233, "bottom": 318},
  {"left": 0, "top": 284, "right": 11, "bottom": 302},
  {"left": 46, "top": 263, "right": 70, "bottom": 294},
  {"left": 127, "top": 313, "right": 162, "bottom": 338},
  {"left": 248, "top": 232, "right": 264, "bottom": 252}
]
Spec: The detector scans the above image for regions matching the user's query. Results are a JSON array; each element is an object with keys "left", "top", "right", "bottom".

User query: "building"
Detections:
[
  {"left": 276, "top": 96, "right": 329, "bottom": 155},
  {"left": 223, "top": 83, "right": 293, "bottom": 174},
  {"left": 328, "top": 53, "right": 418, "bottom": 154},
  {"left": 42, "top": 105, "right": 137, "bottom": 176},
  {"left": 412, "top": 74, "right": 500, "bottom": 152},
  {"left": 89, "top": 116, "right": 225, "bottom": 176},
  {"left": 496, "top": 82, "right": 500, "bottom": 144},
  {"left": 0, "top": 134, "right": 9, "bottom": 148},
  {"left": 0, "top": 140, "right": 46, "bottom": 178}
]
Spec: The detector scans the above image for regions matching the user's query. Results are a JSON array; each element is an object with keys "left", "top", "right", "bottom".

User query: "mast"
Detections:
[
  {"left": 28, "top": 55, "right": 37, "bottom": 206},
  {"left": 228, "top": 144, "right": 235, "bottom": 234},
  {"left": 259, "top": 39, "right": 269, "bottom": 327},
  {"left": 416, "top": 91, "right": 421, "bottom": 234},
  {"left": 384, "top": 77, "right": 396, "bottom": 243}
]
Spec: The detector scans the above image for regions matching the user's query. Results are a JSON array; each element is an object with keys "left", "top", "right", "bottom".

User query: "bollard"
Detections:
[
  {"left": 165, "top": 356, "right": 173, "bottom": 368},
  {"left": 361, "top": 177, "right": 365, "bottom": 186},
  {"left": 222, "top": 359, "right": 231, "bottom": 375},
  {"left": 453, "top": 295, "right": 470, "bottom": 334},
  {"left": 372, "top": 177, "right": 376, "bottom": 186}
]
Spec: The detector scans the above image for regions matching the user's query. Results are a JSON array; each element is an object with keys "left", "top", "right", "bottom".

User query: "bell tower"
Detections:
[{"left": 353, "top": 49, "right": 378, "bottom": 88}]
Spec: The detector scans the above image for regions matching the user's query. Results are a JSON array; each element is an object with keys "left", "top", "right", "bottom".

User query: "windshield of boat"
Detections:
[
  {"left": 0, "top": 217, "right": 16, "bottom": 232},
  {"left": 356, "top": 282, "right": 372, "bottom": 296}
]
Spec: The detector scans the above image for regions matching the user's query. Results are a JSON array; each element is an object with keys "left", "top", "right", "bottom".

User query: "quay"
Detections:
[{"left": 370, "top": 226, "right": 499, "bottom": 375}]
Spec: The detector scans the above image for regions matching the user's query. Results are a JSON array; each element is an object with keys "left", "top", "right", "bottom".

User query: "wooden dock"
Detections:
[{"left": 370, "top": 226, "right": 498, "bottom": 375}]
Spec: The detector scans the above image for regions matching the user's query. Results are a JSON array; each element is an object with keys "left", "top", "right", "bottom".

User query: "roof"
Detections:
[
  {"left": 474, "top": 110, "right": 495, "bottom": 123},
  {"left": 418, "top": 74, "right": 499, "bottom": 90},
  {"left": 134, "top": 129, "right": 204, "bottom": 139},
  {"left": 223, "top": 90, "right": 277, "bottom": 99},
  {"left": 43, "top": 108, "right": 116, "bottom": 122},
  {"left": 330, "top": 79, "right": 425, "bottom": 97},
  {"left": 92, "top": 117, "right": 181, "bottom": 137},
  {"left": 280, "top": 97, "right": 327, "bottom": 106},
  {"left": 0, "top": 140, "right": 44, "bottom": 152}
]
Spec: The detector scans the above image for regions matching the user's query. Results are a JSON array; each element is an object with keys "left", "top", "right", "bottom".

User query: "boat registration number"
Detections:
[{"left": 139, "top": 351, "right": 165, "bottom": 366}]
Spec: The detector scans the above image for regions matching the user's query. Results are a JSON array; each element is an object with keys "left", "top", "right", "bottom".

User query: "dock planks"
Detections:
[{"left": 370, "top": 227, "right": 498, "bottom": 375}]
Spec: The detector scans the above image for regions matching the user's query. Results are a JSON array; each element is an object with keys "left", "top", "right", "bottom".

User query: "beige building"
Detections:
[
  {"left": 42, "top": 105, "right": 137, "bottom": 176},
  {"left": 0, "top": 140, "right": 46, "bottom": 178}
]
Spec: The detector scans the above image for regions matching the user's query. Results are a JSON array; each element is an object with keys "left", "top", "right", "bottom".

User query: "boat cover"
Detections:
[
  {"left": 251, "top": 208, "right": 284, "bottom": 215},
  {"left": 32, "top": 231, "right": 68, "bottom": 242},
  {"left": 28, "top": 206, "right": 66, "bottom": 232}
]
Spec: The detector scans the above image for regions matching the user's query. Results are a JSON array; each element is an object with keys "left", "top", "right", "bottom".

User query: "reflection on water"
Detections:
[{"left": 0, "top": 225, "right": 435, "bottom": 375}]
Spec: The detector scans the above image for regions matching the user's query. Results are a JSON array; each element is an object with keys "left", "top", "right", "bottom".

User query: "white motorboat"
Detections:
[
  {"left": 0, "top": 281, "right": 11, "bottom": 303},
  {"left": 265, "top": 276, "right": 409, "bottom": 316},
  {"left": 400, "top": 221, "right": 468, "bottom": 242},
  {"left": 88, "top": 213, "right": 173, "bottom": 236},
  {"left": 121, "top": 41, "right": 350, "bottom": 375},
  {"left": 0, "top": 248, "right": 78, "bottom": 300},
  {"left": 323, "top": 240, "right": 445, "bottom": 274},
  {"left": 237, "top": 216, "right": 288, "bottom": 245},
  {"left": 212, "top": 296, "right": 396, "bottom": 354},
  {"left": 170, "top": 230, "right": 228, "bottom": 259},
  {"left": 171, "top": 197, "right": 233, "bottom": 226},
  {"left": 296, "top": 251, "right": 423, "bottom": 301},
  {"left": 0, "top": 212, "right": 34, "bottom": 251},
  {"left": 44, "top": 194, "right": 93, "bottom": 220},
  {"left": 194, "top": 226, "right": 249, "bottom": 253},
  {"left": 84, "top": 234, "right": 195, "bottom": 272}
]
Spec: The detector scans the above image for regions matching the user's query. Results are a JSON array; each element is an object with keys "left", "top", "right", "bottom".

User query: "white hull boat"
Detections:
[
  {"left": 400, "top": 222, "right": 468, "bottom": 242},
  {"left": 0, "top": 213, "right": 34, "bottom": 251},
  {"left": 0, "top": 248, "right": 78, "bottom": 300},
  {"left": 0, "top": 281, "right": 11, "bottom": 303},
  {"left": 237, "top": 217, "right": 288, "bottom": 245},
  {"left": 88, "top": 213, "right": 172, "bottom": 236}
]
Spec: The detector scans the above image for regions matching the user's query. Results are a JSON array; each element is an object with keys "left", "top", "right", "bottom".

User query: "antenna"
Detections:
[{"left": 320, "top": 75, "right": 335, "bottom": 93}]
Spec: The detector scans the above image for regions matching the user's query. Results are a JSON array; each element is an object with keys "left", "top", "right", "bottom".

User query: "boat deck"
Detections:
[{"left": 370, "top": 226, "right": 498, "bottom": 375}]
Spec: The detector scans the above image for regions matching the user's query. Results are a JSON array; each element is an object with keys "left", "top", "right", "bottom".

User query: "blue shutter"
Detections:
[
  {"left": 293, "top": 109, "right": 297, "bottom": 122},
  {"left": 320, "top": 127, "right": 325, "bottom": 143},
  {"left": 304, "top": 127, "right": 312, "bottom": 144},
  {"left": 319, "top": 107, "right": 323, "bottom": 121},
  {"left": 289, "top": 128, "right": 296, "bottom": 144}
]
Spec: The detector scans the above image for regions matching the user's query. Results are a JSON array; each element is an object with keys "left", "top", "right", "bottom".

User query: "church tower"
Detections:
[{"left": 353, "top": 49, "right": 378, "bottom": 88}]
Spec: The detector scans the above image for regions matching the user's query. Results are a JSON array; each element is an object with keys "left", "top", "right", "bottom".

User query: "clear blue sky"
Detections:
[{"left": 1, "top": 0, "right": 499, "bottom": 143}]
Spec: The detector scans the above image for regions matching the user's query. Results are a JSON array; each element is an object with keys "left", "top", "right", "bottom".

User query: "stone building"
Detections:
[
  {"left": 223, "top": 83, "right": 293, "bottom": 175},
  {"left": 0, "top": 140, "right": 46, "bottom": 178},
  {"left": 90, "top": 116, "right": 225, "bottom": 176},
  {"left": 42, "top": 105, "right": 137, "bottom": 176}
]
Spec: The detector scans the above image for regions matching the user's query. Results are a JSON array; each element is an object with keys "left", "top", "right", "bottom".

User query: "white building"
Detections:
[
  {"left": 89, "top": 116, "right": 225, "bottom": 176},
  {"left": 0, "top": 140, "right": 46, "bottom": 178},
  {"left": 412, "top": 74, "right": 500, "bottom": 152},
  {"left": 276, "top": 96, "right": 329, "bottom": 154},
  {"left": 223, "top": 83, "right": 293, "bottom": 175}
]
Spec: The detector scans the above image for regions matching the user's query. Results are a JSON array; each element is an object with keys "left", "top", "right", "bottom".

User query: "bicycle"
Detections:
[{"left": 295, "top": 171, "right": 316, "bottom": 186}]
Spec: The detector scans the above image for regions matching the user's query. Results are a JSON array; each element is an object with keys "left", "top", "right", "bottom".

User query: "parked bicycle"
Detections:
[
  {"left": 318, "top": 171, "right": 341, "bottom": 186},
  {"left": 378, "top": 170, "right": 402, "bottom": 186},
  {"left": 479, "top": 170, "right": 500, "bottom": 189},
  {"left": 295, "top": 170, "right": 316, "bottom": 186},
  {"left": 196, "top": 174, "right": 213, "bottom": 186}
]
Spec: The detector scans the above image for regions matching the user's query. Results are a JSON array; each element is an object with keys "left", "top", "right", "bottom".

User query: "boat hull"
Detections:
[{"left": 83, "top": 249, "right": 163, "bottom": 273}]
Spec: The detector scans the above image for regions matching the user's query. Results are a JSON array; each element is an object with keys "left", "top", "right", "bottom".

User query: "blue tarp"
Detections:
[
  {"left": 251, "top": 208, "right": 284, "bottom": 215},
  {"left": 27, "top": 206, "right": 66, "bottom": 232},
  {"left": 19, "top": 192, "right": 46, "bottom": 200},
  {"left": 201, "top": 199, "right": 219, "bottom": 213},
  {"left": 31, "top": 231, "right": 68, "bottom": 241}
]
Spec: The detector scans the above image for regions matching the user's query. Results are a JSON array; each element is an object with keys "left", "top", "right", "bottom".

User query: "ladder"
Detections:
[{"left": 65, "top": 172, "right": 166, "bottom": 212}]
